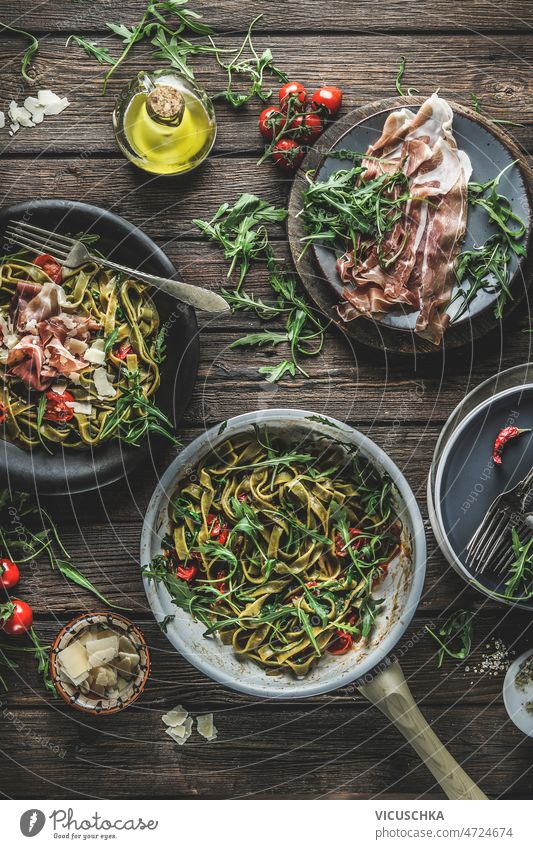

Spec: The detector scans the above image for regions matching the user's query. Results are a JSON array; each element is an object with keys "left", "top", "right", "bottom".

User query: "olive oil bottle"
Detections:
[{"left": 113, "top": 71, "right": 217, "bottom": 176}]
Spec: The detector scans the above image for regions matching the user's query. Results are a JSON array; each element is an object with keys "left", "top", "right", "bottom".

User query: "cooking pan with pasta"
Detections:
[
  {"left": 141, "top": 409, "right": 426, "bottom": 697},
  {"left": 0, "top": 200, "right": 199, "bottom": 494}
]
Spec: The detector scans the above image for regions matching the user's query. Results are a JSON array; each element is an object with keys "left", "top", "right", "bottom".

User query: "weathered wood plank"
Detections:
[
  {"left": 0, "top": 698, "right": 529, "bottom": 799},
  {"left": 0, "top": 34, "right": 531, "bottom": 154},
  {"left": 1, "top": 0, "right": 532, "bottom": 33}
]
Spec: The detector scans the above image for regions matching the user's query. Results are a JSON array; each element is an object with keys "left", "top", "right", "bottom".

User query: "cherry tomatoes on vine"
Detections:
[
  {"left": 258, "top": 106, "right": 286, "bottom": 140},
  {"left": 279, "top": 81, "right": 308, "bottom": 112},
  {"left": 271, "top": 139, "right": 305, "bottom": 171},
  {"left": 311, "top": 86, "right": 343, "bottom": 116},
  {"left": 290, "top": 112, "right": 323, "bottom": 142}
]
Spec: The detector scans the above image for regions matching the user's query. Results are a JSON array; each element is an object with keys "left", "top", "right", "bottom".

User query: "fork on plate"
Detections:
[
  {"left": 466, "top": 466, "right": 533, "bottom": 575},
  {"left": 5, "top": 219, "right": 229, "bottom": 314}
]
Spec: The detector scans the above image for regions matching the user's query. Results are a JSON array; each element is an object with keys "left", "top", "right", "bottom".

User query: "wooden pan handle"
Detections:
[{"left": 358, "top": 660, "right": 487, "bottom": 800}]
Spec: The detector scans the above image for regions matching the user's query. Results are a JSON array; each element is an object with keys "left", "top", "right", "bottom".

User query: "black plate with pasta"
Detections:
[{"left": 0, "top": 200, "right": 199, "bottom": 495}]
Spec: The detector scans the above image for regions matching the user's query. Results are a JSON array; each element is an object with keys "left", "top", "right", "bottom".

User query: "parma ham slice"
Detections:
[{"left": 336, "top": 94, "right": 472, "bottom": 344}]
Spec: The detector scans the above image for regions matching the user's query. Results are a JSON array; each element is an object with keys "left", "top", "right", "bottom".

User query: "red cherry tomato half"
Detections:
[
  {"left": 258, "top": 106, "right": 286, "bottom": 141},
  {"left": 115, "top": 343, "right": 133, "bottom": 360},
  {"left": 2, "top": 599, "right": 33, "bottom": 636},
  {"left": 0, "top": 402, "right": 7, "bottom": 425},
  {"left": 34, "top": 254, "right": 63, "bottom": 284},
  {"left": 327, "top": 630, "right": 353, "bottom": 655},
  {"left": 271, "top": 138, "right": 305, "bottom": 171},
  {"left": 311, "top": 86, "right": 343, "bottom": 116},
  {"left": 237, "top": 492, "right": 250, "bottom": 503},
  {"left": 44, "top": 389, "right": 75, "bottom": 424},
  {"left": 176, "top": 563, "right": 198, "bottom": 582},
  {"left": 290, "top": 112, "right": 323, "bottom": 143},
  {"left": 279, "top": 81, "right": 308, "bottom": 112},
  {"left": 0, "top": 558, "right": 20, "bottom": 590}
]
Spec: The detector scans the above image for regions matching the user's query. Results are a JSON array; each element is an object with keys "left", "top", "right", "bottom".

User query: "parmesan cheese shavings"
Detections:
[
  {"left": 3, "top": 89, "right": 69, "bottom": 136},
  {"left": 56, "top": 626, "right": 140, "bottom": 701},
  {"left": 162, "top": 705, "right": 218, "bottom": 745}
]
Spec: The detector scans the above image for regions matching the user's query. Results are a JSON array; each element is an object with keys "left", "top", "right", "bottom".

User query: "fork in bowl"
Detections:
[
  {"left": 5, "top": 219, "right": 229, "bottom": 313},
  {"left": 466, "top": 466, "right": 533, "bottom": 575}
]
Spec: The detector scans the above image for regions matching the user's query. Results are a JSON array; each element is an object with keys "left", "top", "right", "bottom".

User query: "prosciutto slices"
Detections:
[
  {"left": 336, "top": 94, "right": 472, "bottom": 343},
  {"left": 3, "top": 279, "right": 101, "bottom": 392}
]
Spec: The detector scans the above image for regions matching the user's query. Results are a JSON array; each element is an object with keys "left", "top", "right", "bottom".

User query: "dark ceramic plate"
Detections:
[
  {"left": 435, "top": 383, "right": 533, "bottom": 611},
  {"left": 288, "top": 96, "right": 533, "bottom": 354},
  {"left": 0, "top": 200, "right": 199, "bottom": 495}
]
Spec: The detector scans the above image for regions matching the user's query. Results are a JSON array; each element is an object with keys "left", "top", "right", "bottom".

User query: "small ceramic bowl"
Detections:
[
  {"left": 503, "top": 649, "right": 533, "bottom": 737},
  {"left": 50, "top": 612, "right": 150, "bottom": 715}
]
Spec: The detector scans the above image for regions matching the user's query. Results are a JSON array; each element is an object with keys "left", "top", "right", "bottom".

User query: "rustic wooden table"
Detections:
[{"left": 1, "top": 0, "right": 532, "bottom": 801}]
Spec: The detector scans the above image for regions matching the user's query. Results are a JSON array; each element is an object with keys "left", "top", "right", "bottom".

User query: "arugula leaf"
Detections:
[
  {"left": 230, "top": 331, "right": 289, "bottom": 348},
  {"left": 426, "top": 610, "right": 474, "bottom": 667},
  {"left": 258, "top": 360, "right": 296, "bottom": 383},
  {"left": 1, "top": 22, "right": 39, "bottom": 82},
  {"left": 66, "top": 35, "right": 115, "bottom": 64},
  {"left": 56, "top": 560, "right": 131, "bottom": 610},
  {"left": 395, "top": 55, "right": 406, "bottom": 96}
]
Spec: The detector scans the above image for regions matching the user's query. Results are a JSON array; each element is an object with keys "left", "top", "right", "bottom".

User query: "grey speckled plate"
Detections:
[
  {"left": 288, "top": 96, "right": 533, "bottom": 354},
  {"left": 429, "top": 363, "right": 533, "bottom": 611},
  {"left": 0, "top": 199, "right": 199, "bottom": 496}
]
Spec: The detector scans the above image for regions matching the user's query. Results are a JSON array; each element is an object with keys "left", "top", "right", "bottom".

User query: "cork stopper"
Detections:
[{"left": 146, "top": 85, "right": 185, "bottom": 125}]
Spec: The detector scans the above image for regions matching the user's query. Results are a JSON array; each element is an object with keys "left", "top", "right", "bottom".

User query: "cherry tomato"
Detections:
[
  {"left": 290, "top": 112, "right": 323, "bottom": 142},
  {"left": 258, "top": 106, "right": 286, "bottom": 141},
  {"left": 115, "top": 343, "right": 133, "bottom": 360},
  {"left": 44, "top": 389, "right": 75, "bottom": 424},
  {"left": 176, "top": 563, "right": 198, "bottom": 582},
  {"left": 237, "top": 492, "right": 250, "bottom": 503},
  {"left": 327, "top": 630, "right": 353, "bottom": 655},
  {"left": 271, "top": 139, "right": 305, "bottom": 171},
  {"left": 0, "top": 402, "right": 7, "bottom": 425},
  {"left": 311, "top": 85, "right": 343, "bottom": 116},
  {"left": 1, "top": 599, "right": 33, "bottom": 636},
  {"left": 0, "top": 558, "right": 20, "bottom": 591},
  {"left": 34, "top": 254, "right": 63, "bottom": 284},
  {"left": 279, "top": 81, "right": 308, "bottom": 112}
]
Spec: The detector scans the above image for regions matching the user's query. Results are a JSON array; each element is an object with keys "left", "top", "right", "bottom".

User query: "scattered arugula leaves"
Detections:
[{"left": 426, "top": 609, "right": 474, "bottom": 667}]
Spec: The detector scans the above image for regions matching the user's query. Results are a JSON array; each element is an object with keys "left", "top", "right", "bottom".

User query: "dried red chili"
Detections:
[
  {"left": 492, "top": 426, "right": 531, "bottom": 465},
  {"left": 0, "top": 402, "right": 7, "bottom": 424}
]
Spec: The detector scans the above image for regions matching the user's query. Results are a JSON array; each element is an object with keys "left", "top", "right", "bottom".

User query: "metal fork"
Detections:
[
  {"left": 466, "top": 466, "right": 533, "bottom": 575},
  {"left": 5, "top": 219, "right": 229, "bottom": 314}
]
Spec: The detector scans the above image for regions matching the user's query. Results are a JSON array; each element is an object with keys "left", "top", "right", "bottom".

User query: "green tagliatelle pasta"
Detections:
[
  {"left": 144, "top": 431, "right": 402, "bottom": 676},
  {"left": 0, "top": 251, "right": 172, "bottom": 449}
]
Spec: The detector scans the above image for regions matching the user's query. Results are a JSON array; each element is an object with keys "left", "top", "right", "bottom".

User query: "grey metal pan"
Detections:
[{"left": 141, "top": 409, "right": 485, "bottom": 799}]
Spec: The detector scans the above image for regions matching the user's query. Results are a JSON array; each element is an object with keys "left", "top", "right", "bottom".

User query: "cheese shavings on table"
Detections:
[
  {"left": 162, "top": 705, "right": 218, "bottom": 745},
  {"left": 0, "top": 89, "right": 69, "bottom": 136}
]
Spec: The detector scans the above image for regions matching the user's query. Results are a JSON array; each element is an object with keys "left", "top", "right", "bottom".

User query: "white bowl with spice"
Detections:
[{"left": 503, "top": 649, "right": 533, "bottom": 737}]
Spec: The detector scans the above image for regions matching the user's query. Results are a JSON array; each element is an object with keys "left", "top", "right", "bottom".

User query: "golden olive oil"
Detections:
[{"left": 113, "top": 71, "right": 217, "bottom": 176}]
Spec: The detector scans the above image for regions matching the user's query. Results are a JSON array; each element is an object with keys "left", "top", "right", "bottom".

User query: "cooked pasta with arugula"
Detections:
[
  {"left": 143, "top": 430, "right": 402, "bottom": 676},
  {"left": 0, "top": 249, "right": 174, "bottom": 449}
]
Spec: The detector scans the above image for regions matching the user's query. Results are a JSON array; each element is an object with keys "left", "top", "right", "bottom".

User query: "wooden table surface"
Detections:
[{"left": 1, "top": 0, "right": 533, "bottom": 800}]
